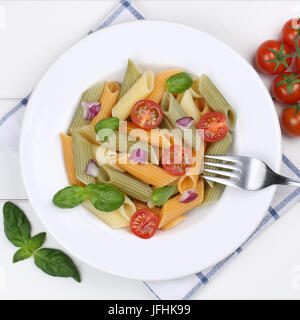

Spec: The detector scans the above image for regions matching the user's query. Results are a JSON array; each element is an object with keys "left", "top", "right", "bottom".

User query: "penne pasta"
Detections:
[
  {"left": 178, "top": 175, "right": 198, "bottom": 194},
  {"left": 112, "top": 71, "right": 154, "bottom": 120},
  {"left": 77, "top": 125, "right": 99, "bottom": 145},
  {"left": 177, "top": 89, "right": 201, "bottom": 125},
  {"left": 90, "top": 81, "right": 120, "bottom": 128},
  {"left": 117, "top": 158, "right": 178, "bottom": 188},
  {"left": 59, "top": 133, "right": 84, "bottom": 186},
  {"left": 68, "top": 82, "right": 106, "bottom": 133},
  {"left": 82, "top": 201, "right": 129, "bottom": 229},
  {"left": 161, "top": 215, "right": 187, "bottom": 230},
  {"left": 119, "top": 59, "right": 142, "bottom": 99},
  {"left": 204, "top": 133, "right": 232, "bottom": 187},
  {"left": 96, "top": 165, "right": 153, "bottom": 202},
  {"left": 198, "top": 74, "right": 237, "bottom": 131},
  {"left": 91, "top": 144, "right": 124, "bottom": 172},
  {"left": 133, "top": 200, "right": 161, "bottom": 216},
  {"left": 147, "top": 69, "right": 183, "bottom": 103},
  {"left": 159, "top": 178, "right": 204, "bottom": 228},
  {"left": 161, "top": 92, "right": 201, "bottom": 150},
  {"left": 72, "top": 131, "right": 95, "bottom": 185},
  {"left": 115, "top": 195, "right": 136, "bottom": 222},
  {"left": 126, "top": 121, "right": 172, "bottom": 148},
  {"left": 200, "top": 182, "right": 225, "bottom": 207}
]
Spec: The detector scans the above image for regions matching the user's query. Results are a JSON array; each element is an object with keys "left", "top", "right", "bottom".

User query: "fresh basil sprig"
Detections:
[
  {"left": 53, "top": 186, "right": 88, "bottom": 208},
  {"left": 34, "top": 248, "right": 80, "bottom": 283},
  {"left": 53, "top": 183, "right": 125, "bottom": 212},
  {"left": 152, "top": 185, "right": 177, "bottom": 207},
  {"left": 13, "top": 232, "right": 46, "bottom": 263},
  {"left": 166, "top": 72, "right": 193, "bottom": 94},
  {"left": 95, "top": 117, "right": 120, "bottom": 142},
  {"left": 3, "top": 202, "right": 81, "bottom": 282}
]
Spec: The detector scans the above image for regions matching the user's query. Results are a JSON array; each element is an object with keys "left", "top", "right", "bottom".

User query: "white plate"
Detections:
[{"left": 20, "top": 21, "right": 281, "bottom": 281}]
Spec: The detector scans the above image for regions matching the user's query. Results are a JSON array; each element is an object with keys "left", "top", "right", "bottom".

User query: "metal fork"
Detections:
[{"left": 203, "top": 155, "right": 300, "bottom": 191}]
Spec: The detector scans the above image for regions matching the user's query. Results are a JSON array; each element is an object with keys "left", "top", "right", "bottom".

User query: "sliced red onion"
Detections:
[
  {"left": 85, "top": 159, "right": 99, "bottom": 177},
  {"left": 81, "top": 101, "right": 101, "bottom": 120},
  {"left": 176, "top": 117, "right": 194, "bottom": 129},
  {"left": 179, "top": 188, "right": 198, "bottom": 203},
  {"left": 129, "top": 148, "right": 147, "bottom": 164}
]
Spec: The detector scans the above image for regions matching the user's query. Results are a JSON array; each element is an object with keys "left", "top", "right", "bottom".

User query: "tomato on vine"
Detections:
[
  {"left": 255, "top": 40, "right": 292, "bottom": 74},
  {"left": 282, "top": 18, "right": 300, "bottom": 51},
  {"left": 280, "top": 103, "right": 300, "bottom": 136},
  {"left": 272, "top": 72, "right": 300, "bottom": 104}
]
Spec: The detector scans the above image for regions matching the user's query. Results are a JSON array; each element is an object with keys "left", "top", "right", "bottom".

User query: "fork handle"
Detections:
[{"left": 274, "top": 173, "right": 300, "bottom": 187}]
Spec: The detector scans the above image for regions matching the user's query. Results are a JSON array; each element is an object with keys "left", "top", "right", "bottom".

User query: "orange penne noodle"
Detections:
[
  {"left": 91, "top": 81, "right": 120, "bottom": 128},
  {"left": 177, "top": 175, "right": 198, "bottom": 194},
  {"left": 59, "top": 133, "right": 84, "bottom": 186},
  {"left": 159, "top": 178, "right": 204, "bottom": 228},
  {"left": 147, "top": 69, "right": 183, "bottom": 103},
  {"left": 133, "top": 200, "right": 161, "bottom": 216},
  {"left": 161, "top": 215, "right": 187, "bottom": 230},
  {"left": 116, "top": 158, "right": 178, "bottom": 188}
]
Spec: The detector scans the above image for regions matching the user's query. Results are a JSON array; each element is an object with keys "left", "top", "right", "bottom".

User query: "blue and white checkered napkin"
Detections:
[{"left": 1, "top": 0, "right": 300, "bottom": 300}]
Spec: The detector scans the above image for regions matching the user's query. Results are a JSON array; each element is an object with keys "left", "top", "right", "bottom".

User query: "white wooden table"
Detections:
[{"left": 1, "top": 0, "right": 300, "bottom": 300}]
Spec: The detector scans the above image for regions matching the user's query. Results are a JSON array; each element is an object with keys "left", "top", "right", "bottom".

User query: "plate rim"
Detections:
[{"left": 19, "top": 20, "right": 282, "bottom": 280}]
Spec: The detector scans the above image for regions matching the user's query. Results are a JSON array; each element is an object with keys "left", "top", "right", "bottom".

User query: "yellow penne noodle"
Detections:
[
  {"left": 161, "top": 215, "right": 187, "bottom": 231},
  {"left": 125, "top": 121, "right": 171, "bottom": 148},
  {"left": 147, "top": 69, "right": 183, "bottom": 103},
  {"left": 82, "top": 201, "right": 129, "bottom": 229},
  {"left": 91, "top": 81, "right": 120, "bottom": 128},
  {"left": 59, "top": 133, "right": 84, "bottom": 186},
  {"left": 91, "top": 144, "right": 124, "bottom": 172},
  {"left": 77, "top": 125, "right": 99, "bottom": 145},
  {"left": 117, "top": 158, "right": 178, "bottom": 188},
  {"left": 115, "top": 196, "right": 136, "bottom": 222},
  {"left": 133, "top": 200, "right": 161, "bottom": 216},
  {"left": 178, "top": 175, "right": 198, "bottom": 194},
  {"left": 177, "top": 89, "right": 201, "bottom": 125},
  {"left": 112, "top": 71, "right": 154, "bottom": 120},
  {"left": 159, "top": 178, "right": 204, "bottom": 228}
]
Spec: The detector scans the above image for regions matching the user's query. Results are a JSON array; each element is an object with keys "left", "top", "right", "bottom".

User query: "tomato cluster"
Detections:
[{"left": 256, "top": 18, "right": 300, "bottom": 136}]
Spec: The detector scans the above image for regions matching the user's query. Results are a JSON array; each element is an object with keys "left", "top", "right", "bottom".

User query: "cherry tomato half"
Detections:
[
  {"left": 280, "top": 106, "right": 300, "bottom": 136},
  {"left": 282, "top": 18, "right": 300, "bottom": 51},
  {"left": 272, "top": 72, "right": 300, "bottom": 105},
  {"left": 131, "top": 99, "right": 163, "bottom": 129},
  {"left": 130, "top": 209, "right": 159, "bottom": 239},
  {"left": 255, "top": 40, "right": 292, "bottom": 75},
  {"left": 197, "top": 112, "right": 228, "bottom": 142},
  {"left": 162, "top": 145, "right": 193, "bottom": 176}
]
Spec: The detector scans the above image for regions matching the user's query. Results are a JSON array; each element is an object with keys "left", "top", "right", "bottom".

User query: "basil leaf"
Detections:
[
  {"left": 13, "top": 247, "right": 32, "bottom": 263},
  {"left": 152, "top": 185, "right": 177, "bottom": 207},
  {"left": 13, "top": 232, "right": 47, "bottom": 263},
  {"left": 94, "top": 117, "right": 120, "bottom": 142},
  {"left": 34, "top": 248, "right": 81, "bottom": 282},
  {"left": 166, "top": 72, "right": 193, "bottom": 94},
  {"left": 3, "top": 202, "right": 31, "bottom": 247},
  {"left": 86, "top": 183, "right": 125, "bottom": 212},
  {"left": 53, "top": 186, "right": 88, "bottom": 208}
]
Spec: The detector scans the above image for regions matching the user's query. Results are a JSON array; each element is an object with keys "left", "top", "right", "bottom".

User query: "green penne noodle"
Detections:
[
  {"left": 161, "top": 92, "right": 200, "bottom": 150},
  {"left": 72, "top": 131, "right": 95, "bottom": 185},
  {"left": 204, "top": 133, "right": 232, "bottom": 187},
  {"left": 119, "top": 59, "right": 142, "bottom": 100},
  {"left": 96, "top": 165, "right": 153, "bottom": 203},
  {"left": 198, "top": 74, "right": 237, "bottom": 132},
  {"left": 68, "top": 82, "right": 106, "bottom": 133},
  {"left": 199, "top": 182, "right": 225, "bottom": 207}
]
